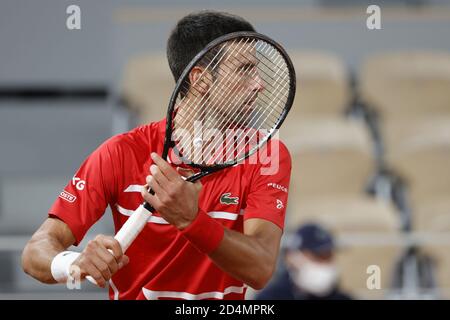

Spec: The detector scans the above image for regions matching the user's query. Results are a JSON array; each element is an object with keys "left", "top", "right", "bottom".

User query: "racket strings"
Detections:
[
  {"left": 176, "top": 41, "right": 288, "bottom": 132},
  {"left": 180, "top": 54, "right": 289, "bottom": 136},
  {"left": 180, "top": 48, "right": 287, "bottom": 164},
  {"left": 179, "top": 45, "right": 288, "bottom": 165},
  {"left": 172, "top": 39, "right": 255, "bottom": 159},
  {"left": 208, "top": 62, "right": 288, "bottom": 165},
  {"left": 173, "top": 37, "right": 292, "bottom": 166},
  {"left": 174, "top": 39, "right": 263, "bottom": 159},
  {"left": 175, "top": 43, "right": 287, "bottom": 142},
  {"left": 199, "top": 76, "right": 283, "bottom": 165},
  {"left": 198, "top": 49, "right": 288, "bottom": 164},
  {"left": 204, "top": 56, "right": 287, "bottom": 163},
  {"left": 175, "top": 38, "right": 253, "bottom": 122},
  {"left": 176, "top": 39, "right": 289, "bottom": 129},
  {"left": 177, "top": 41, "right": 290, "bottom": 122}
]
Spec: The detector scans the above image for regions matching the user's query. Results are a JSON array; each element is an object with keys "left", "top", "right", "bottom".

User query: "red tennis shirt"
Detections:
[{"left": 49, "top": 119, "right": 291, "bottom": 300}]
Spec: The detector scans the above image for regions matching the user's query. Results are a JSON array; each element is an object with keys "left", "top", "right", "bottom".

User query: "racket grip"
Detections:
[
  {"left": 85, "top": 204, "right": 153, "bottom": 286},
  {"left": 86, "top": 275, "right": 96, "bottom": 284},
  {"left": 115, "top": 204, "right": 153, "bottom": 252}
]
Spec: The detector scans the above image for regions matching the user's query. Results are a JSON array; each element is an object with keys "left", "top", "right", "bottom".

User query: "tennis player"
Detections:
[{"left": 22, "top": 10, "right": 292, "bottom": 300}]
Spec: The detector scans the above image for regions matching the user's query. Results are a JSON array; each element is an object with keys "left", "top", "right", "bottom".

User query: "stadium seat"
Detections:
[
  {"left": 284, "top": 51, "right": 351, "bottom": 117},
  {"left": 382, "top": 116, "right": 450, "bottom": 215},
  {"left": 283, "top": 116, "right": 374, "bottom": 198},
  {"left": 121, "top": 53, "right": 174, "bottom": 124},
  {"left": 413, "top": 197, "right": 450, "bottom": 233},
  {"left": 336, "top": 240, "right": 403, "bottom": 299},
  {"left": 286, "top": 195, "right": 400, "bottom": 234},
  {"left": 359, "top": 51, "right": 450, "bottom": 117}
]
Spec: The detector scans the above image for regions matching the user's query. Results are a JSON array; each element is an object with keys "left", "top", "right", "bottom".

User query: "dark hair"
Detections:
[{"left": 166, "top": 10, "right": 256, "bottom": 82}]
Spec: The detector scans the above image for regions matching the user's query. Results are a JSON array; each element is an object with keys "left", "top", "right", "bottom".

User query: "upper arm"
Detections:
[
  {"left": 47, "top": 138, "right": 119, "bottom": 245},
  {"left": 244, "top": 140, "right": 292, "bottom": 230},
  {"left": 30, "top": 217, "right": 76, "bottom": 249}
]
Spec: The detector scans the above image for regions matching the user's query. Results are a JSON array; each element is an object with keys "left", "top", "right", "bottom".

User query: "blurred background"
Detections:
[{"left": 1, "top": 0, "right": 450, "bottom": 299}]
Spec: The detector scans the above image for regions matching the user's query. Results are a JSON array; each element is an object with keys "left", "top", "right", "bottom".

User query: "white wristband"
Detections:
[{"left": 50, "top": 251, "right": 80, "bottom": 283}]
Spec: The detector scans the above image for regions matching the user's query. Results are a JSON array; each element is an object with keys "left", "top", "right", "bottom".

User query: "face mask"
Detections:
[{"left": 289, "top": 254, "right": 339, "bottom": 297}]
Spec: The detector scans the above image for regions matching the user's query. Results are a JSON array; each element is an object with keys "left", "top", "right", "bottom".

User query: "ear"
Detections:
[{"left": 189, "top": 66, "right": 211, "bottom": 95}]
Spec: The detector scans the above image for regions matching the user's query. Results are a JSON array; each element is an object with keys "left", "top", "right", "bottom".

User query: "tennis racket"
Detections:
[{"left": 86, "top": 31, "right": 296, "bottom": 284}]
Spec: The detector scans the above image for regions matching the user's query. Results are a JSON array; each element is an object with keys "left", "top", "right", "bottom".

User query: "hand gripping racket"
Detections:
[{"left": 86, "top": 31, "right": 296, "bottom": 284}]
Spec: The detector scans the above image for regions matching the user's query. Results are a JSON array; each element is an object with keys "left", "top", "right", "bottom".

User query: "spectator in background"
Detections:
[{"left": 256, "top": 223, "right": 352, "bottom": 300}]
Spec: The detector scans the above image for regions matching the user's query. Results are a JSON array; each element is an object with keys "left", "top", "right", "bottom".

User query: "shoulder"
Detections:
[
  {"left": 245, "top": 138, "right": 292, "bottom": 179},
  {"left": 269, "top": 139, "right": 291, "bottom": 163},
  {"left": 100, "top": 120, "right": 165, "bottom": 156},
  {"left": 255, "top": 138, "right": 291, "bottom": 166}
]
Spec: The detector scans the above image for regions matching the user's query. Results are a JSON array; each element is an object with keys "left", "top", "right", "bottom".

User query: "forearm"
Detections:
[
  {"left": 22, "top": 232, "right": 66, "bottom": 284},
  {"left": 208, "top": 228, "right": 278, "bottom": 290},
  {"left": 22, "top": 218, "right": 76, "bottom": 284}
]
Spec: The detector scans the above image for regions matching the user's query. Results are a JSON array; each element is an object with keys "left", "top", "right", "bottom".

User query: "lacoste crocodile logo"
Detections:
[{"left": 220, "top": 192, "right": 239, "bottom": 205}]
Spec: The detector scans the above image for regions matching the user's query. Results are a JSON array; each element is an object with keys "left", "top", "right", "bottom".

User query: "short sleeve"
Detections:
[
  {"left": 48, "top": 139, "right": 117, "bottom": 245},
  {"left": 243, "top": 140, "right": 292, "bottom": 230}
]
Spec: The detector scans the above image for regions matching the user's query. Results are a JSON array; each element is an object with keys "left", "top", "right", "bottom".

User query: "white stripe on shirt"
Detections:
[
  {"left": 124, "top": 185, "right": 145, "bottom": 193},
  {"left": 116, "top": 204, "right": 244, "bottom": 223},
  {"left": 142, "top": 285, "right": 246, "bottom": 300}
]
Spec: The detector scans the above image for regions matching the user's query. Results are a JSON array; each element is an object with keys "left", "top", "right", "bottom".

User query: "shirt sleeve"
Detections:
[
  {"left": 48, "top": 138, "right": 118, "bottom": 245},
  {"left": 243, "top": 139, "right": 292, "bottom": 230}
]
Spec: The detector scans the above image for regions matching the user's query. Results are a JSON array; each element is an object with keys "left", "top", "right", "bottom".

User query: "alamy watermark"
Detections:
[
  {"left": 67, "top": 264, "right": 81, "bottom": 290},
  {"left": 366, "top": 264, "right": 382, "bottom": 290},
  {"left": 169, "top": 121, "right": 282, "bottom": 175},
  {"left": 366, "top": 5, "right": 382, "bottom": 30},
  {"left": 66, "top": 5, "right": 81, "bottom": 30}
]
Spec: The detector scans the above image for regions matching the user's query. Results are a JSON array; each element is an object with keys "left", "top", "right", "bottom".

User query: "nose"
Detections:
[{"left": 249, "top": 71, "right": 265, "bottom": 92}]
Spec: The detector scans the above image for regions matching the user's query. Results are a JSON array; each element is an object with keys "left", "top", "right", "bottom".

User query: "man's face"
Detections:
[
  {"left": 285, "top": 249, "right": 339, "bottom": 296},
  {"left": 205, "top": 42, "right": 265, "bottom": 127}
]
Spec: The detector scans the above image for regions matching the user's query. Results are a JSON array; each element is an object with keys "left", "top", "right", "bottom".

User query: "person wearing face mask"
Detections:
[{"left": 255, "top": 223, "right": 352, "bottom": 300}]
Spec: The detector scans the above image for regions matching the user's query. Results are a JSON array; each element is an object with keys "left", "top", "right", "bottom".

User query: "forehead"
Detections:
[{"left": 221, "top": 41, "right": 258, "bottom": 66}]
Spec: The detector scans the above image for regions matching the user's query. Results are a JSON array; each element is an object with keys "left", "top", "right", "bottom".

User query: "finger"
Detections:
[
  {"left": 147, "top": 168, "right": 170, "bottom": 195},
  {"left": 83, "top": 263, "right": 106, "bottom": 288},
  {"left": 96, "top": 246, "right": 120, "bottom": 275},
  {"left": 194, "top": 180, "right": 203, "bottom": 192},
  {"left": 141, "top": 187, "right": 164, "bottom": 210},
  {"left": 97, "top": 235, "right": 123, "bottom": 262},
  {"left": 118, "top": 255, "right": 130, "bottom": 269},
  {"left": 90, "top": 253, "right": 112, "bottom": 282},
  {"left": 151, "top": 152, "right": 180, "bottom": 181},
  {"left": 142, "top": 183, "right": 151, "bottom": 194},
  {"left": 146, "top": 175, "right": 169, "bottom": 201}
]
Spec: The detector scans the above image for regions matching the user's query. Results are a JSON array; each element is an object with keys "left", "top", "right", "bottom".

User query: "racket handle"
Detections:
[
  {"left": 115, "top": 204, "right": 153, "bottom": 252},
  {"left": 86, "top": 275, "right": 96, "bottom": 284},
  {"left": 85, "top": 204, "right": 153, "bottom": 286}
]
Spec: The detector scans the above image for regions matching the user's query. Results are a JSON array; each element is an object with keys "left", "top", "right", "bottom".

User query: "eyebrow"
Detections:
[{"left": 237, "top": 62, "right": 256, "bottom": 71}]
